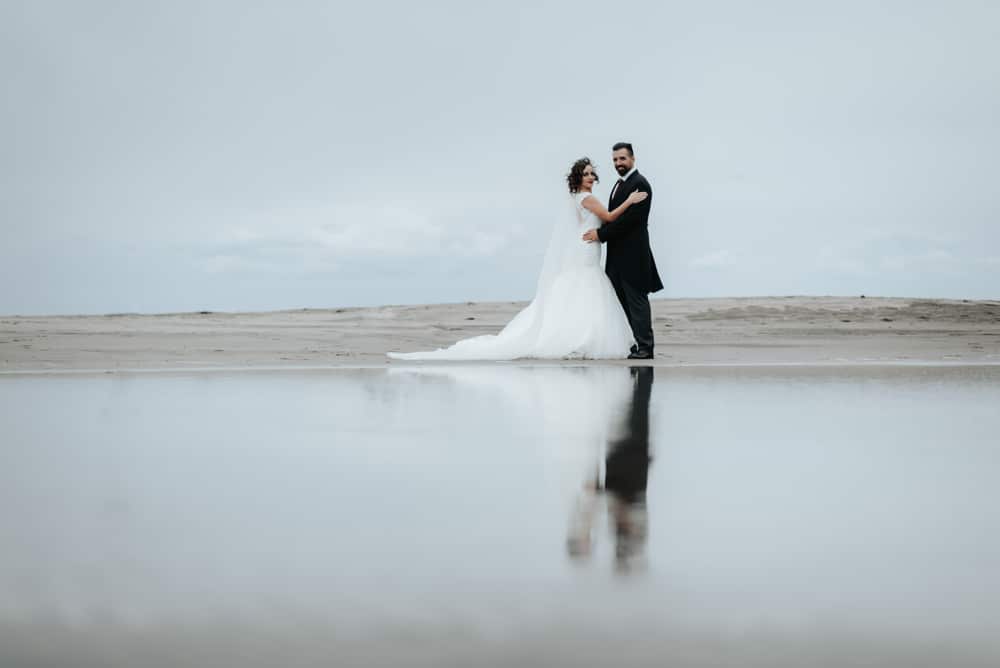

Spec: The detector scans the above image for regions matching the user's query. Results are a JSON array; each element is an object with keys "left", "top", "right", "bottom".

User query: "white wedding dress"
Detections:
[{"left": 387, "top": 191, "right": 635, "bottom": 360}]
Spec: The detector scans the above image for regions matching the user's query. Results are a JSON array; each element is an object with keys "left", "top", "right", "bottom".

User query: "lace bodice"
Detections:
[
  {"left": 574, "top": 191, "right": 601, "bottom": 229},
  {"left": 571, "top": 191, "right": 602, "bottom": 267}
]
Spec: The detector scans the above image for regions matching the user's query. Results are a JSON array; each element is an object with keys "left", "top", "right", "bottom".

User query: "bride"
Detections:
[{"left": 387, "top": 158, "right": 647, "bottom": 360}]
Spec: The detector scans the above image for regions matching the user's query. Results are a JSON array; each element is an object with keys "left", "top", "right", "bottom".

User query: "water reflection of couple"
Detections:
[
  {"left": 567, "top": 366, "right": 653, "bottom": 573},
  {"left": 387, "top": 363, "right": 654, "bottom": 572}
]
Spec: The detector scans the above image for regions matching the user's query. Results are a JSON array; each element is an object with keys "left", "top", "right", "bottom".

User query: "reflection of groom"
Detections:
[
  {"left": 565, "top": 366, "right": 654, "bottom": 571},
  {"left": 605, "top": 366, "right": 653, "bottom": 570},
  {"left": 582, "top": 142, "right": 663, "bottom": 359}
]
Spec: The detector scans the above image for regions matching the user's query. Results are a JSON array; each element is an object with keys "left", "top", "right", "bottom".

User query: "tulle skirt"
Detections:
[{"left": 387, "top": 265, "right": 635, "bottom": 361}]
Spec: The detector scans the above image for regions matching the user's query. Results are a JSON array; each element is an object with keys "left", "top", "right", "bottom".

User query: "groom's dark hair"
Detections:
[{"left": 612, "top": 142, "right": 634, "bottom": 156}]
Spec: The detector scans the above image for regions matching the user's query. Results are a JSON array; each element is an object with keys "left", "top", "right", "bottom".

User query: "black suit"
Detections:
[{"left": 597, "top": 170, "right": 663, "bottom": 353}]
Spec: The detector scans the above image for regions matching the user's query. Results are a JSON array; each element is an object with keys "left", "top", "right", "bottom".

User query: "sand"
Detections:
[{"left": 2, "top": 296, "right": 999, "bottom": 373}]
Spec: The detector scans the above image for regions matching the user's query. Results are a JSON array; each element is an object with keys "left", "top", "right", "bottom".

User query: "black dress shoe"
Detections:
[{"left": 627, "top": 349, "right": 654, "bottom": 360}]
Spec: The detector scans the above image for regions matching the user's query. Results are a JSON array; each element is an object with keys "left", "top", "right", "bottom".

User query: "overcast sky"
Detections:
[{"left": 2, "top": 0, "right": 998, "bottom": 315}]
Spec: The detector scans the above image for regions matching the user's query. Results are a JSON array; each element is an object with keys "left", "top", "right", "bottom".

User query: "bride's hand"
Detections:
[{"left": 627, "top": 189, "right": 648, "bottom": 205}]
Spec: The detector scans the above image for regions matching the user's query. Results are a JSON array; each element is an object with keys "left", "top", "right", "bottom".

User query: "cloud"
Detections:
[
  {"left": 815, "top": 233, "right": 999, "bottom": 281},
  {"left": 192, "top": 200, "right": 526, "bottom": 275},
  {"left": 815, "top": 246, "right": 871, "bottom": 276},
  {"left": 4, "top": 1, "right": 999, "bottom": 313},
  {"left": 689, "top": 249, "right": 737, "bottom": 269},
  {"left": 878, "top": 250, "right": 958, "bottom": 274}
]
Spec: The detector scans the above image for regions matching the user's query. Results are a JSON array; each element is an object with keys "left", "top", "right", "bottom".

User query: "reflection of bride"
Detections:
[
  {"left": 389, "top": 364, "right": 653, "bottom": 572},
  {"left": 387, "top": 158, "right": 643, "bottom": 361},
  {"left": 387, "top": 364, "right": 633, "bottom": 496}
]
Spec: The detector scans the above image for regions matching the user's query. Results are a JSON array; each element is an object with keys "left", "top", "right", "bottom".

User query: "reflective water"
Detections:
[{"left": 2, "top": 366, "right": 999, "bottom": 667}]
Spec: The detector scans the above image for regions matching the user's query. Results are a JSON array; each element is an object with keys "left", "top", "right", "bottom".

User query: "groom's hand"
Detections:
[{"left": 582, "top": 229, "right": 599, "bottom": 242}]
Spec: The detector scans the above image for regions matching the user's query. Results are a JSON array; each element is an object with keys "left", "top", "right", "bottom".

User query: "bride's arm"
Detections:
[{"left": 580, "top": 191, "right": 648, "bottom": 224}]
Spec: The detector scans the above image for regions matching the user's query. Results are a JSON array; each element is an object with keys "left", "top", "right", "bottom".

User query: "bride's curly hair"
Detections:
[{"left": 567, "top": 157, "right": 598, "bottom": 194}]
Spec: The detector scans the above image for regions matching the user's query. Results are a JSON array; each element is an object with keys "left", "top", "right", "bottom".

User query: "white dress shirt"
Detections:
[{"left": 610, "top": 166, "right": 637, "bottom": 199}]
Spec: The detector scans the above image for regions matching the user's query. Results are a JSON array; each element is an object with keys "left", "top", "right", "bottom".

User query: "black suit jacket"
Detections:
[{"left": 597, "top": 170, "right": 663, "bottom": 293}]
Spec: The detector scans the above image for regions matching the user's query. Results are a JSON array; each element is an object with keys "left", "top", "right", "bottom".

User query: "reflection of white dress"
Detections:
[{"left": 388, "top": 192, "right": 635, "bottom": 360}]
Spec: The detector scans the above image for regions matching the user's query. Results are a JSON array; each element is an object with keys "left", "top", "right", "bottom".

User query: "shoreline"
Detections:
[
  {"left": 2, "top": 296, "right": 999, "bottom": 374},
  {"left": 4, "top": 360, "right": 1000, "bottom": 379}
]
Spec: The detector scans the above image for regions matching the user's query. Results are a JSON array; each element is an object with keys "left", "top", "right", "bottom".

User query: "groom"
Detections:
[{"left": 583, "top": 142, "right": 663, "bottom": 359}]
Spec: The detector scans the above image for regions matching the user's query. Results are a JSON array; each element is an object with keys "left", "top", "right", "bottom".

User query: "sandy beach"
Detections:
[
  {"left": 4, "top": 308, "right": 1000, "bottom": 668},
  {"left": 2, "top": 296, "right": 999, "bottom": 373}
]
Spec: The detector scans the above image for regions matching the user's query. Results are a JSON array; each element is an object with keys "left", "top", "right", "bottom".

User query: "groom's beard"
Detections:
[{"left": 616, "top": 166, "right": 629, "bottom": 175}]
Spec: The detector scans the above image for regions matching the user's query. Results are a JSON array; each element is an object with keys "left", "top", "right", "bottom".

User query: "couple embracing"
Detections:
[{"left": 388, "top": 142, "right": 663, "bottom": 361}]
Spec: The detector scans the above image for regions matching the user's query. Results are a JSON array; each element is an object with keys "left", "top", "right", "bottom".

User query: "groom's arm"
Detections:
[{"left": 597, "top": 182, "right": 652, "bottom": 243}]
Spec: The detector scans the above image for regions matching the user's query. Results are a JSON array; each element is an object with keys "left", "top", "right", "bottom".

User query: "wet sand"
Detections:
[{"left": 2, "top": 296, "right": 999, "bottom": 372}]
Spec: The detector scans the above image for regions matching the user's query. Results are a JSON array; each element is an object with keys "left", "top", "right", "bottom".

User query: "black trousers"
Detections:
[{"left": 612, "top": 278, "right": 654, "bottom": 352}]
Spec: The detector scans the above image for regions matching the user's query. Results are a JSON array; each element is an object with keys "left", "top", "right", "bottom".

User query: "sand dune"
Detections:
[{"left": 2, "top": 296, "right": 999, "bottom": 373}]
